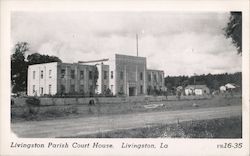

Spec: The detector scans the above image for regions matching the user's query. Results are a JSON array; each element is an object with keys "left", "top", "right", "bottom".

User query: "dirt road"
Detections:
[{"left": 11, "top": 105, "right": 241, "bottom": 138}]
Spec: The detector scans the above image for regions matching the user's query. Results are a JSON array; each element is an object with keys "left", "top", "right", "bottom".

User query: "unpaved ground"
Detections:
[{"left": 11, "top": 105, "right": 241, "bottom": 138}]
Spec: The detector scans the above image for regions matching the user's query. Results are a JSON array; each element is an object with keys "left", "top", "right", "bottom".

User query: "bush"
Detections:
[
  {"left": 25, "top": 97, "right": 41, "bottom": 116},
  {"left": 26, "top": 97, "right": 40, "bottom": 106}
]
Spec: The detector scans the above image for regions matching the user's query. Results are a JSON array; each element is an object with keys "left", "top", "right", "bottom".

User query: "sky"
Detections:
[{"left": 11, "top": 11, "right": 242, "bottom": 76}]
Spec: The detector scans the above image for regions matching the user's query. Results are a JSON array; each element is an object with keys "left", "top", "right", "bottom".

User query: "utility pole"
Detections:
[
  {"left": 136, "top": 34, "right": 138, "bottom": 57},
  {"left": 194, "top": 73, "right": 196, "bottom": 85}
]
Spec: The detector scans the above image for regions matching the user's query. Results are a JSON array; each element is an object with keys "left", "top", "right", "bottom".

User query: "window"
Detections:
[
  {"left": 61, "top": 69, "right": 65, "bottom": 78},
  {"left": 154, "top": 74, "right": 157, "bottom": 81},
  {"left": 96, "top": 85, "right": 99, "bottom": 91},
  {"left": 61, "top": 85, "right": 65, "bottom": 93},
  {"left": 104, "top": 85, "right": 107, "bottom": 91},
  {"left": 111, "top": 85, "right": 114, "bottom": 92},
  {"left": 104, "top": 71, "right": 108, "bottom": 79},
  {"left": 120, "top": 85, "right": 124, "bottom": 93},
  {"left": 71, "top": 70, "right": 75, "bottom": 79},
  {"left": 33, "top": 71, "right": 35, "bottom": 79},
  {"left": 148, "top": 74, "right": 151, "bottom": 82},
  {"left": 32, "top": 85, "right": 35, "bottom": 93},
  {"left": 159, "top": 74, "right": 162, "bottom": 82},
  {"left": 40, "top": 87, "right": 43, "bottom": 95},
  {"left": 140, "top": 85, "right": 143, "bottom": 94},
  {"left": 70, "top": 85, "right": 75, "bottom": 92},
  {"left": 89, "top": 71, "right": 93, "bottom": 79},
  {"left": 49, "top": 85, "right": 52, "bottom": 94},
  {"left": 140, "top": 72, "right": 143, "bottom": 80},
  {"left": 120, "top": 71, "right": 123, "bottom": 80},
  {"left": 80, "top": 85, "right": 84, "bottom": 93},
  {"left": 40, "top": 70, "right": 44, "bottom": 79},
  {"left": 111, "top": 71, "right": 113, "bottom": 79},
  {"left": 49, "top": 70, "right": 52, "bottom": 78},
  {"left": 89, "top": 85, "right": 94, "bottom": 95},
  {"left": 80, "top": 71, "right": 84, "bottom": 79}
]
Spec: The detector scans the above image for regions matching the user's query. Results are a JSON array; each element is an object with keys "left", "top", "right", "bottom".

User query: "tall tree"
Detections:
[
  {"left": 27, "top": 53, "right": 62, "bottom": 65},
  {"left": 224, "top": 11, "right": 242, "bottom": 54},
  {"left": 11, "top": 42, "right": 29, "bottom": 93}
]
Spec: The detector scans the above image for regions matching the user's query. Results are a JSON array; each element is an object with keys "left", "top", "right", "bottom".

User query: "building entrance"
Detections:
[{"left": 129, "top": 87, "right": 136, "bottom": 96}]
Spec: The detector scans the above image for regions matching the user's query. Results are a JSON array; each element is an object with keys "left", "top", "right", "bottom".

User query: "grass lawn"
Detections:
[{"left": 75, "top": 116, "right": 242, "bottom": 138}]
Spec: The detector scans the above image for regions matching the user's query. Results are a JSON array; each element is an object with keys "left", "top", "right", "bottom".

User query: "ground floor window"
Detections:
[
  {"left": 40, "top": 87, "right": 43, "bottom": 95},
  {"left": 111, "top": 85, "right": 113, "bottom": 93},
  {"left": 80, "top": 85, "right": 84, "bottom": 93},
  {"left": 70, "top": 85, "right": 75, "bottom": 92},
  {"left": 32, "top": 85, "right": 35, "bottom": 93},
  {"left": 140, "top": 85, "right": 143, "bottom": 94},
  {"left": 49, "top": 85, "right": 52, "bottom": 94}
]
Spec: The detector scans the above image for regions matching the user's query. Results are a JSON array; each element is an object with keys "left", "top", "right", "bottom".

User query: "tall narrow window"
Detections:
[
  {"left": 80, "top": 85, "right": 84, "bottom": 93},
  {"left": 61, "top": 85, "right": 65, "bottom": 93},
  {"left": 49, "top": 85, "right": 52, "bottom": 94},
  {"left": 61, "top": 69, "right": 65, "bottom": 78},
  {"left": 140, "top": 85, "right": 143, "bottom": 94},
  {"left": 111, "top": 71, "right": 114, "bottom": 79},
  {"left": 120, "top": 71, "right": 123, "bottom": 80},
  {"left": 104, "top": 71, "right": 108, "bottom": 79},
  {"left": 80, "top": 71, "right": 84, "bottom": 79},
  {"left": 120, "top": 85, "right": 124, "bottom": 93},
  {"left": 154, "top": 74, "right": 157, "bottom": 81},
  {"left": 71, "top": 70, "right": 75, "bottom": 79},
  {"left": 32, "top": 85, "right": 35, "bottom": 93},
  {"left": 111, "top": 85, "right": 114, "bottom": 92},
  {"left": 40, "top": 87, "right": 43, "bottom": 95},
  {"left": 33, "top": 71, "right": 35, "bottom": 79},
  {"left": 148, "top": 74, "right": 151, "bottom": 82},
  {"left": 89, "top": 85, "right": 94, "bottom": 95},
  {"left": 49, "top": 70, "right": 52, "bottom": 78},
  {"left": 70, "top": 85, "right": 75, "bottom": 92},
  {"left": 140, "top": 72, "right": 143, "bottom": 80},
  {"left": 89, "top": 71, "right": 93, "bottom": 79},
  {"left": 40, "top": 70, "right": 43, "bottom": 79}
]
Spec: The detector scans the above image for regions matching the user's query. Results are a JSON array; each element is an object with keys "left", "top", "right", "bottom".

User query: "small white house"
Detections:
[
  {"left": 219, "top": 86, "right": 227, "bottom": 93},
  {"left": 185, "top": 85, "right": 210, "bottom": 96},
  {"left": 225, "top": 83, "right": 237, "bottom": 89}
]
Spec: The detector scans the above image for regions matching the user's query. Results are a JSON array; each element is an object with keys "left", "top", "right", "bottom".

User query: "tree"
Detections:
[
  {"left": 27, "top": 53, "right": 62, "bottom": 65},
  {"left": 11, "top": 42, "right": 62, "bottom": 94},
  {"left": 224, "top": 11, "right": 242, "bottom": 54},
  {"left": 11, "top": 42, "right": 29, "bottom": 93}
]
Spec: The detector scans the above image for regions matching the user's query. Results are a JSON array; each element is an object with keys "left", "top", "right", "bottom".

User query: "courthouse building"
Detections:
[{"left": 27, "top": 54, "right": 165, "bottom": 96}]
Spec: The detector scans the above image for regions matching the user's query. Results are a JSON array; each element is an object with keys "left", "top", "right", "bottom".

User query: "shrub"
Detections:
[
  {"left": 26, "top": 97, "right": 40, "bottom": 106},
  {"left": 25, "top": 97, "right": 41, "bottom": 116}
]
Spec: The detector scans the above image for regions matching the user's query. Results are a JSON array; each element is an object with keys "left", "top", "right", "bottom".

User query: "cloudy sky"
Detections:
[{"left": 11, "top": 11, "right": 241, "bottom": 76}]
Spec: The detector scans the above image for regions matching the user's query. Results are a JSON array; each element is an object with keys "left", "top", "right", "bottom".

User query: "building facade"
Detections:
[
  {"left": 108, "top": 54, "right": 147, "bottom": 96},
  {"left": 146, "top": 69, "right": 165, "bottom": 95},
  {"left": 27, "top": 62, "right": 97, "bottom": 96},
  {"left": 27, "top": 54, "right": 165, "bottom": 96}
]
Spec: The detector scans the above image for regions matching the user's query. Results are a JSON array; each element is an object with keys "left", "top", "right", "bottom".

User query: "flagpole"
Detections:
[{"left": 136, "top": 34, "right": 138, "bottom": 57}]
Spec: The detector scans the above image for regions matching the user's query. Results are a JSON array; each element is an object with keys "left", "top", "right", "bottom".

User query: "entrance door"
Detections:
[{"left": 129, "top": 87, "right": 136, "bottom": 96}]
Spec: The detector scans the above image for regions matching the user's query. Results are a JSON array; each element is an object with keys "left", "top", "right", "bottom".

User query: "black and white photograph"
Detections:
[
  {"left": 0, "top": 0, "right": 249, "bottom": 156},
  {"left": 10, "top": 11, "right": 243, "bottom": 138}
]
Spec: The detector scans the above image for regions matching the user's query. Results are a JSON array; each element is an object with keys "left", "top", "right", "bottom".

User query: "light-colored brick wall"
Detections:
[
  {"left": 27, "top": 62, "right": 58, "bottom": 96},
  {"left": 146, "top": 69, "right": 165, "bottom": 92},
  {"left": 115, "top": 54, "right": 147, "bottom": 96}
]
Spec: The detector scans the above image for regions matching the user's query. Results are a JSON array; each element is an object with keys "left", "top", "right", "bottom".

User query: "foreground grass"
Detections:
[{"left": 75, "top": 116, "right": 242, "bottom": 138}]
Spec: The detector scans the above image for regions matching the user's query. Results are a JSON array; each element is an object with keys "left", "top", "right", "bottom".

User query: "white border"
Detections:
[{"left": 0, "top": 0, "right": 249, "bottom": 156}]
